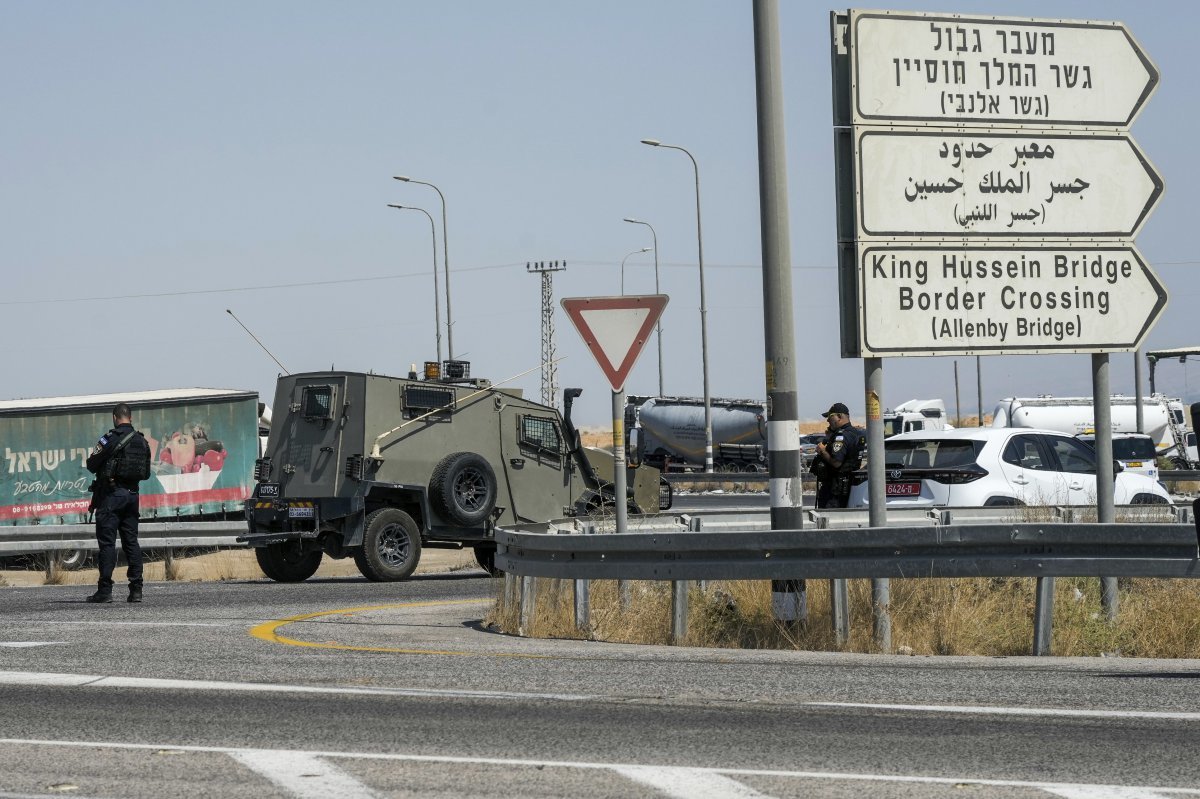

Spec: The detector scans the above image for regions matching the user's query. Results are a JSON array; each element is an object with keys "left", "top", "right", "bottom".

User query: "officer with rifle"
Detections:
[
  {"left": 85, "top": 403, "right": 152, "bottom": 603},
  {"left": 810, "top": 402, "right": 865, "bottom": 509}
]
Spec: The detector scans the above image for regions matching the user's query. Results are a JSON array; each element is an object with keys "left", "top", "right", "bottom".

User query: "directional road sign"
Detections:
[
  {"left": 856, "top": 130, "right": 1163, "bottom": 238},
  {"left": 561, "top": 295, "right": 669, "bottom": 392},
  {"left": 855, "top": 245, "right": 1167, "bottom": 355},
  {"left": 850, "top": 11, "right": 1159, "bottom": 129}
]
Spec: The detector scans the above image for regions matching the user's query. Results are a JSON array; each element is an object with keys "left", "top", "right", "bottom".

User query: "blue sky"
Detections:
[{"left": 3, "top": 1, "right": 1197, "bottom": 426}]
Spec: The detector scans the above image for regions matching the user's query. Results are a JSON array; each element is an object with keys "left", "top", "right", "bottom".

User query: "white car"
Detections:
[{"left": 848, "top": 427, "right": 1171, "bottom": 508}]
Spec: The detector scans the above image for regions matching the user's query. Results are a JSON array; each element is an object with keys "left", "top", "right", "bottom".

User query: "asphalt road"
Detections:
[{"left": 2, "top": 573, "right": 1200, "bottom": 798}]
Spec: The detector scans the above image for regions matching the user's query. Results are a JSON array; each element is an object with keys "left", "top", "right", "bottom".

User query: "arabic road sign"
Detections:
[
  {"left": 856, "top": 129, "right": 1163, "bottom": 238},
  {"left": 855, "top": 245, "right": 1167, "bottom": 355},
  {"left": 561, "top": 295, "right": 669, "bottom": 392},
  {"left": 850, "top": 10, "right": 1159, "bottom": 129}
]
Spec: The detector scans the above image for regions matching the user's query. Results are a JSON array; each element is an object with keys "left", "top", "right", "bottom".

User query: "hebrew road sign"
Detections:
[
  {"left": 561, "top": 295, "right": 669, "bottom": 392},
  {"left": 856, "top": 245, "right": 1167, "bottom": 355},
  {"left": 856, "top": 129, "right": 1163, "bottom": 238},
  {"left": 850, "top": 11, "right": 1159, "bottom": 128}
]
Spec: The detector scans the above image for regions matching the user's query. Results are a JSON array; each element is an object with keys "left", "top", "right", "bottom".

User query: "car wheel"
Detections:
[
  {"left": 255, "top": 542, "right": 322, "bottom": 582},
  {"left": 983, "top": 496, "right": 1024, "bottom": 507},
  {"left": 1130, "top": 493, "right": 1170, "bottom": 505},
  {"left": 354, "top": 508, "right": 422, "bottom": 582},
  {"left": 430, "top": 452, "right": 498, "bottom": 527}
]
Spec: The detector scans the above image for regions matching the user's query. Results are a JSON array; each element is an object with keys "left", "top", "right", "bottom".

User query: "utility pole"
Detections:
[{"left": 527, "top": 261, "right": 567, "bottom": 409}]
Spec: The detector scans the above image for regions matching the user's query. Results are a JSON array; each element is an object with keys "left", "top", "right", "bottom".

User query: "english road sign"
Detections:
[
  {"left": 856, "top": 245, "right": 1167, "bottom": 356},
  {"left": 561, "top": 295, "right": 669, "bottom": 392},
  {"left": 856, "top": 129, "right": 1163, "bottom": 238},
  {"left": 850, "top": 11, "right": 1159, "bottom": 129}
]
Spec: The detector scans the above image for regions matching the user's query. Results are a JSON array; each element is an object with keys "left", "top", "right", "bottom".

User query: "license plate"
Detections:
[
  {"left": 257, "top": 483, "right": 280, "bottom": 498},
  {"left": 886, "top": 482, "right": 921, "bottom": 497},
  {"left": 1125, "top": 461, "right": 1143, "bottom": 467},
  {"left": 288, "top": 506, "right": 314, "bottom": 519}
]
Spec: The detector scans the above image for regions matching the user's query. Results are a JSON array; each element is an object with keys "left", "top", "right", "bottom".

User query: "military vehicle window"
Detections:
[
  {"left": 301, "top": 385, "right": 336, "bottom": 420},
  {"left": 402, "top": 385, "right": 455, "bottom": 420},
  {"left": 519, "top": 416, "right": 562, "bottom": 455}
]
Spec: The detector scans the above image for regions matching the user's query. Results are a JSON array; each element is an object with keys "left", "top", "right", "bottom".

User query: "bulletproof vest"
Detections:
[
  {"left": 838, "top": 426, "right": 866, "bottom": 473},
  {"left": 106, "top": 431, "right": 152, "bottom": 484}
]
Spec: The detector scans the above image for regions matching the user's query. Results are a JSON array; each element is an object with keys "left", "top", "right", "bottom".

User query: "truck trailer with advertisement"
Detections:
[{"left": 0, "top": 388, "right": 264, "bottom": 565}]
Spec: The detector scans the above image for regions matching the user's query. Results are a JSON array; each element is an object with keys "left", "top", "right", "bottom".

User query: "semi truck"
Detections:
[
  {"left": 0, "top": 388, "right": 265, "bottom": 567},
  {"left": 991, "top": 394, "right": 1198, "bottom": 468},
  {"left": 624, "top": 395, "right": 768, "bottom": 472},
  {"left": 883, "top": 399, "right": 954, "bottom": 438},
  {"left": 242, "top": 364, "right": 668, "bottom": 582}
]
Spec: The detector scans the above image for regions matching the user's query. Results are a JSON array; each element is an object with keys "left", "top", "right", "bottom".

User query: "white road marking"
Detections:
[
  {"left": 806, "top": 701, "right": 1200, "bottom": 722},
  {"left": 230, "top": 749, "right": 379, "bottom": 799},
  {"left": 5, "top": 620, "right": 233, "bottom": 628},
  {"left": 0, "top": 669, "right": 597, "bottom": 702},
  {"left": 614, "top": 765, "right": 772, "bottom": 798},
  {"left": 1043, "top": 787, "right": 1178, "bottom": 798},
  {"left": 4, "top": 737, "right": 1199, "bottom": 798},
  {"left": 0, "top": 642, "right": 67, "bottom": 648}
]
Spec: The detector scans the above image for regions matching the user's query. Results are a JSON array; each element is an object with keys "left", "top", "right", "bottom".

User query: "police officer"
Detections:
[
  {"left": 85, "top": 403, "right": 151, "bottom": 603},
  {"left": 811, "top": 402, "right": 865, "bottom": 509}
]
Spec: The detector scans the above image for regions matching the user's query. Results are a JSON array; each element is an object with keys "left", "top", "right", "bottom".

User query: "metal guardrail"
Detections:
[
  {"left": 0, "top": 521, "right": 249, "bottom": 556},
  {"left": 663, "top": 469, "right": 1200, "bottom": 485}
]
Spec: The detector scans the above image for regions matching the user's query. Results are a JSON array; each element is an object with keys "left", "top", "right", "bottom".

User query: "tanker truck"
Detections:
[
  {"left": 991, "top": 394, "right": 1198, "bottom": 468},
  {"left": 624, "top": 395, "right": 767, "bottom": 472}
]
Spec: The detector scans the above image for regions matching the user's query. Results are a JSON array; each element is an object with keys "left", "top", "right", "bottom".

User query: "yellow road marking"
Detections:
[{"left": 249, "top": 600, "right": 551, "bottom": 659}]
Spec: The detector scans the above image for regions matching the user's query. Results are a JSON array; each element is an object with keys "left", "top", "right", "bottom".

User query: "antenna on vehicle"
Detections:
[{"left": 226, "top": 309, "right": 290, "bottom": 375}]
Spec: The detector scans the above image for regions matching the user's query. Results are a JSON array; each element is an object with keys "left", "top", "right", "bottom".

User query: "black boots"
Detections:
[
  {"left": 127, "top": 586, "right": 143, "bottom": 603},
  {"left": 85, "top": 589, "right": 112, "bottom": 603}
]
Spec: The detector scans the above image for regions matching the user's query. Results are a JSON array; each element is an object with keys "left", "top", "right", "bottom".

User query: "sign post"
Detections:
[{"left": 561, "top": 295, "right": 669, "bottom": 535}]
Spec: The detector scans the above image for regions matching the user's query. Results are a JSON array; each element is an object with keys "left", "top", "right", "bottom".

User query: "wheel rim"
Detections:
[
  {"left": 453, "top": 467, "right": 489, "bottom": 512},
  {"left": 377, "top": 523, "right": 412, "bottom": 568}
]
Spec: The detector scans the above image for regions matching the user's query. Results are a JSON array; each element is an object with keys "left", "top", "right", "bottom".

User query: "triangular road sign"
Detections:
[{"left": 561, "top": 295, "right": 669, "bottom": 392}]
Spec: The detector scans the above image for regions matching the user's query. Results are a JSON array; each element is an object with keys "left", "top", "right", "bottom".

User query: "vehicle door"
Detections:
[
  {"left": 1041, "top": 434, "right": 1099, "bottom": 505},
  {"left": 498, "top": 406, "right": 573, "bottom": 523},
  {"left": 277, "top": 376, "right": 347, "bottom": 498},
  {"left": 997, "top": 434, "right": 1063, "bottom": 505}
]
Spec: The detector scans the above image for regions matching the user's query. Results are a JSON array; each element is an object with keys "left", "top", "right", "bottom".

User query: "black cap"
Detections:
[{"left": 822, "top": 402, "right": 849, "bottom": 417}]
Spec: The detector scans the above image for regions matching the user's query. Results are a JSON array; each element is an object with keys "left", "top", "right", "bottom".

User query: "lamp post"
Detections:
[
  {"left": 641, "top": 138, "right": 713, "bottom": 472},
  {"left": 393, "top": 175, "right": 453, "bottom": 359},
  {"left": 623, "top": 217, "right": 664, "bottom": 396},
  {"left": 620, "top": 247, "right": 652, "bottom": 296},
  {"left": 386, "top": 204, "right": 442, "bottom": 363}
]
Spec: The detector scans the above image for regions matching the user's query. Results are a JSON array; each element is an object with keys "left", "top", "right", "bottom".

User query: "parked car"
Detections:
[
  {"left": 799, "top": 433, "right": 824, "bottom": 466},
  {"left": 848, "top": 428, "right": 1171, "bottom": 507},
  {"left": 1075, "top": 432, "right": 1161, "bottom": 481}
]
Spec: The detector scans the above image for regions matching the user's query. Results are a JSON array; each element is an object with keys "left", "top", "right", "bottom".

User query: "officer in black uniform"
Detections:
[
  {"left": 811, "top": 402, "right": 865, "bottom": 509},
  {"left": 85, "top": 403, "right": 151, "bottom": 603}
]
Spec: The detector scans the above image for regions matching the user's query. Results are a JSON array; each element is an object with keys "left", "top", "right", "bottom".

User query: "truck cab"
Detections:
[{"left": 242, "top": 365, "right": 666, "bottom": 582}]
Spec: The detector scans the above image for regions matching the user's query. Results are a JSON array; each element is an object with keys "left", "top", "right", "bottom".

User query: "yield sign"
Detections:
[{"left": 561, "top": 295, "right": 668, "bottom": 392}]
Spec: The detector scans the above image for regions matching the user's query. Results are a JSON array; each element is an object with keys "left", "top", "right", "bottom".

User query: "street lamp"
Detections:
[
  {"left": 623, "top": 217, "right": 664, "bottom": 396},
  {"left": 386, "top": 204, "right": 442, "bottom": 363},
  {"left": 620, "top": 247, "right": 652, "bottom": 296},
  {"left": 641, "top": 138, "right": 713, "bottom": 472},
  {"left": 393, "top": 175, "right": 453, "bottom": 359}
]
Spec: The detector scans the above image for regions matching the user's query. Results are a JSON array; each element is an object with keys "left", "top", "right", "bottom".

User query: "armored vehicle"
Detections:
[{"left": 242, "top": 363, "right": 668, "bottom": 582}]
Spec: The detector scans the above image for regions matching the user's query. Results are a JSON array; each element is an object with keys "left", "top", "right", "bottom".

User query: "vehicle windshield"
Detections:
[
  {"left": 883, "top": 418, "right": 904, "bottom": 438},
  {"left": 882, "top": 438, "right": 983, "bottom": 468},
  {"left": 1112, "top": 438, "right": 1157, "bottom": 460}
]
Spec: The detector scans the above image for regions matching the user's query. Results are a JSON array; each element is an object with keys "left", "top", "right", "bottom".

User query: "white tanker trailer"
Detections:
[{"left": 624, "top": 395, "right": 767, "bottom": 472}]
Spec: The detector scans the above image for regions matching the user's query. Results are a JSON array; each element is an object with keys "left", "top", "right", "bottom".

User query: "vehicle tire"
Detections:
[
  {"left": 354, "top": 508, "right": 422, "bottom": 582},
  {"left": 474, "top": 544, "right": 501, "bottom": 576},
  {"left": 255, "top": 542, "right": 322, "bottom": 582},
  {"left": 429, "top": 452, "right": 497, "bottom": 527},
  {"left": 1131, "top": 493, "right": 1170, "bottom": 505},
  {"left": 57, "top": 548, "right": 91, "bottom": 571}
]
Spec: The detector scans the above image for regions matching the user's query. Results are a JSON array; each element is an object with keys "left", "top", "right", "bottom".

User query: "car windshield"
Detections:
[
  {"left": 883, "top": 438, "right": 982, "bottom": 468},
  {"left": 1112, "top": 438, "right": 1157, "bottom": 460}
]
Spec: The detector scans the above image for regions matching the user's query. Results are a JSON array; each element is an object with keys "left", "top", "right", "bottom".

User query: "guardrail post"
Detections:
[
  {"left": 574, "top": 577, "right": 590, "bottom": 635},
  {"left": 830, "top": 578, "right": 850, "bottom": 645},
  {"left": 1100, "top": 577, "right": 1119, "bottom": 622},
  {"left": 1033, "top": 576, "right": 1054, "bottom": 655},
  {"left": 519, "top": 575, "right": 535, "bottom": 637},
  {"left": 671, "top": 580, "right": 689, "bottom": 644},
  {"left": 44, "top": 552, "right": 60, "bottom": 584}
]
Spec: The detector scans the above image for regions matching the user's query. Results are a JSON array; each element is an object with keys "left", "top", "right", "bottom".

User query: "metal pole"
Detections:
[
  {"left": 1093, "top": 353, "right": 1119, "bottom": 620},
  {"left": 865, "top": 357, "right": 890, "bottom": 651},
  {"left": 1033, "top": 576, "right": 1055, "bottom": 655},
  {"left": 1135, "top": 349, "right": 1145, "bottom": 434},
  {"left": 641, "top": 140, "right": 712, "bottom": 472},
  {"left": 620, "top": 248, "right": 650, "bottom": 296},
  {"left": 613, "top": 388, "right": 628, "bottom": 535},
  {"left": 624, "top": 219, "right": 664, "bottom": 396},
  {"left": 393, "top": 176, "right": 453, "bottom": 359},
  {"left": 953, "top": 360, "right": 961, "bottom": 426},
  {"left": 753, "top": 0, "right": 806, "bottom": 624},
  {"left": 976, "top": 355, "right": 983, "bottom": 426},
  {"left": 387, "top": 204, "right": 442, "bottom": 363},
  {"left": 574, "top": 577, "right": 590, "bottom": 634},
  {"left": 671, "top": 580, "right": 688, "bottom": 644}
]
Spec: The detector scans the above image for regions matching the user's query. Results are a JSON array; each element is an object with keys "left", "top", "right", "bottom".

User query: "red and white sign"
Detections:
[{"left": 561, "top": 295, "right": 668, "bottom": 392}]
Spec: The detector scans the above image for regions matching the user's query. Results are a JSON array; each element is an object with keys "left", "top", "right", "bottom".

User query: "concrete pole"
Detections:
[
  {"left": 753, "top": 0, "right": 806, "bottom": 624},
  {"left": 1093, "top": 353, "right": 1118, "bottom": 620}
]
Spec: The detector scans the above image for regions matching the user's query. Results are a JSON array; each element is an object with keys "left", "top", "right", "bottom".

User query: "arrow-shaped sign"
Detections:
[
  {"left": 856, "top": 130, "right": 1163, "bottom": 238},
  {"left": 850, "top": 11, "right": 1159, "bottom": 129},
  {"left": 561, "top": 295, "right": 668, "bottom": 392},
  {"left": 856, "top": 245, "right": 1167, "bottom": 356}
]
